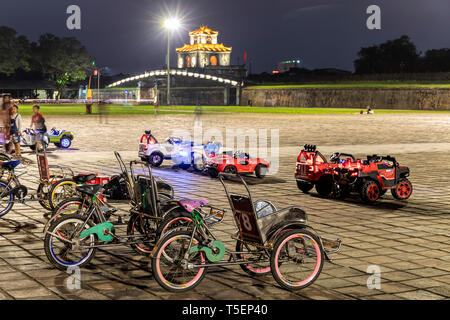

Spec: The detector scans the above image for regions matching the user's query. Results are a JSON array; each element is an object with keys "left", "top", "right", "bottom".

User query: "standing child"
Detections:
[{"left": 10, "top": 104, "right": 22, "bottom": 158}]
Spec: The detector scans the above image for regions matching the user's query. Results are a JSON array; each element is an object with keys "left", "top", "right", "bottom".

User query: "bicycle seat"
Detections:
[
  {"left": 76, "top": 184, "right": 102, "bottom": 196},
  {"left": 179, "top": 199, "right": 209, "bottom": 212},
  {"left": 73, "top": 174, "right": 97, "bottom": 184}
]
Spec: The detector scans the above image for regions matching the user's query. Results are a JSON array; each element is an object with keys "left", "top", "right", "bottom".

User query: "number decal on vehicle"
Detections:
[
  {"left": 241, "top": 213, "right": 253, "bottom": 232},
  {"left": 236, "top": 211, "right": 260, "bottom": 243}
]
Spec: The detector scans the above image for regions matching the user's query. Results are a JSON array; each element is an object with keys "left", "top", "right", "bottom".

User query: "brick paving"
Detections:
[{"left": 0, "top": 112, "right": 449, "bottom": 300}]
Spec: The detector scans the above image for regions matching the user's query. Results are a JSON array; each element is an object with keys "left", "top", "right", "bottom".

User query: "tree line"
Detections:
[
  {"left": 0, "top": 26, "right": 94, "bottom": 96},
  {"left": 354, "top": 35, "right": 450, "bottom": 74}
]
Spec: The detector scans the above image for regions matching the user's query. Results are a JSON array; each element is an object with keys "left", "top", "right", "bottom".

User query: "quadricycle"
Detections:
[
  {"left": 150, "top": 172, "right": 342, "bottom": 292},
  {"left": 43, "top": 153, "right": 226, "bottom": 269}
]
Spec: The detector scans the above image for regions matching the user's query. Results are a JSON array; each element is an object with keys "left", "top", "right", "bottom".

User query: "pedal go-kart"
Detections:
[
  {"left": 138, "top": 130, "right": 223, "bottom": 171},
  {"left": 48, "top": 127, "right": 74, "bottom": 149},
  {"left": 151, "top": 172, "right": 341, "bottom": 292},
  {"left": 205, "top": 150, "right": 270, "bottom": 178},
  {"left": 20, "top": 127, "right": 74, "bottom": 150},
  {"left": 295, "top": 144, "right": 413, "bottom": 203},
  {"left": 43, "top": 156, "right": 225, "bottom": 268}
]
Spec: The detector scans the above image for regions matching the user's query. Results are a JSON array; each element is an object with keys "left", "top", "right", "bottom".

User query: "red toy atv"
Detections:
[
  {"left": 295, "top": 145, "right": 412, "bottom": 203},
  {"left": 206, "top": 150, "right": 270, "bottom": 179}
]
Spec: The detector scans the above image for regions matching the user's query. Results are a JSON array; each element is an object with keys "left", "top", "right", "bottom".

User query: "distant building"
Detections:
[
  {"left": 176, "top": 26, "right": 232, "bottom": 68},
  {"left": 278, "top": 59, "right": 301, "bottom": 73}
]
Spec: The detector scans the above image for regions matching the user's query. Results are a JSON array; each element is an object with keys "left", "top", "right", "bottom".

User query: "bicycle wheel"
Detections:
[
  {"left": 44, "top": 214, "right": 97, "bottom": 270},
  {"left": 37, "top": 182, "right": 52, "bottom": 211},
  {"left": 151, "top": 230, "right": 207, "bottom": 292},
  {"left": 48, "top": 179, "right": 78, "bottom": 209},
  {"left": 156, "top": 208, "right": 194, "bottom": 238},
  {"left": 0, "top": 180, "right": 14, "bottom": 217},
  {"left": 270, "top": 229, "right": 324, "bottom": 290},
  {"left": 127, "top": 214, "right": 157, "bottom": 255},
  {"left": 52, "top": 197, "right": 89, "bottom": 217},
  {"left": 235, "top": 240, "right": 271, "bottom": 276}
]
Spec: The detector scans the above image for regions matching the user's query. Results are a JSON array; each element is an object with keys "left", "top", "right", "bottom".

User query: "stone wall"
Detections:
[
  {"left": 158, "top": 87, "right": 226, "bottom": 106},
  {"left": 241, "top": 87, "right": 450, "bottom": 110}
]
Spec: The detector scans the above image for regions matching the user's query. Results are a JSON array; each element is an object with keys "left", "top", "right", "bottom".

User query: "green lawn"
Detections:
[
  {"left": 248, "top": 82, "right": 450, "bottom": 89},
  {"left": 16, "top": 104, "right": 450, "bottom": 116}
]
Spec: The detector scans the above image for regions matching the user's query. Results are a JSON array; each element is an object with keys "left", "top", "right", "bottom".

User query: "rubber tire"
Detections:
[
  {"left": 255, "top": 164, "right": 268, "bottom": 179},
  {"left": 149, "top": 152, "right": 164, "bottom": 167},
  {"left": 391, "top": 178, "right": 413, "bottom": 200},
  {"left": 156, "top": 209, "right": 195, "bottom": 239},
  {"left": 52, "top": 197, "right": 88, "bottom": 218},
  {"left": 0, "top": 180, "right": 14, "bottom": 217},
  {"left": 270, "top": 229, "right": 324, "bottom": 290},
  {"left": 59, "top": 136, "right": 72, "bottom": 149},
  {"left": 127, "top": 214, "right": 156, "bottom": 255},
  {"left": 223, "top": 165, "right": 237, "bottom": 174},
  {"left": 315, "top": 176, "right": 333, "bottom": 197},
  {"left": 235, "top": 240, "right": 271, "bottom": 277},
  {"left": 43, "top": 214, "right": 97, "bottom": 270},
  {"left": 296, "top": 181, "right": 314, "bottom": 193},
  {"left": 37, "top": 182, "right": 52, "bottom": 211},
  {"left": 360, "top": 180, "right": 381, "bottom": 203},
  {"left": 151, "top": 229, "right": 207, "bottom": 292}
]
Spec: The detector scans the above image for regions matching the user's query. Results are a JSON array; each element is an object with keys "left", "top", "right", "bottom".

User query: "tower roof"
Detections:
[
  {"left": 189, "top": 25, "right": 219, "bottom": 35},
  {"left": 176, "top": 43, "right": 232, "bottom": 52}
]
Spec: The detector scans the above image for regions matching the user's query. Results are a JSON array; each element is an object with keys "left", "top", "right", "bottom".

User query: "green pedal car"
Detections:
[{"left": 21, "top": 127, "right": 74, "bottom": 150}]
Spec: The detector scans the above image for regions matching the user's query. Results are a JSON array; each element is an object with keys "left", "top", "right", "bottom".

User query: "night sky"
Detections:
[{"left": 2, "top": 0, "right": 450, "bottom": 74}]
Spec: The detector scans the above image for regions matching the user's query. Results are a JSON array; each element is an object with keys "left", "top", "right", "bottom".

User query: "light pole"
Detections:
[{"left": 163, "top": 17, "right": 180, "bottom": 105}]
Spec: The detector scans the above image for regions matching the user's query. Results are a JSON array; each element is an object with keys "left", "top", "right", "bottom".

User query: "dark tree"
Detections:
[
  {"left": 0, "top": 26, "right": 32, "bottom": 76},
  {"left": 33, "top": 34, "right": 94, "bottom": 98},
  {"left": 354, "top": 35, "right": 420, "bottom": 74}
]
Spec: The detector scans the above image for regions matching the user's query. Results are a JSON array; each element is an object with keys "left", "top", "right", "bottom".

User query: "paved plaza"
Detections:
[{"left": 0, "top": 112, "right": 449, "bottom": 300}]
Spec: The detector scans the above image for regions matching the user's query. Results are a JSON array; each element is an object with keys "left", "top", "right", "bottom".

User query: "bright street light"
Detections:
[
  {"left": 164, "top": 17, "right": 181, "bottom": 30},
  {"left": 163, "top": 17, "right": 181, "bottom": 105}
]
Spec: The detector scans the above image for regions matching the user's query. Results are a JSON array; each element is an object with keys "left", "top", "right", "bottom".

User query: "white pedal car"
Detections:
[{"left": 138, "top": 131, "right": 220, "bottom": 171}]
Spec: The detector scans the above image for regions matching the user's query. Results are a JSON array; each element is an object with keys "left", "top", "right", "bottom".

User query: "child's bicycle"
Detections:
[{"left": 151, "top": 172, "right": 341, "bottom": 292}]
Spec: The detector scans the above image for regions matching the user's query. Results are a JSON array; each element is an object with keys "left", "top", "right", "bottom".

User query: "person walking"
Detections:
[{"left": 10, "top": 104, "right": 22, "bottom": 158}]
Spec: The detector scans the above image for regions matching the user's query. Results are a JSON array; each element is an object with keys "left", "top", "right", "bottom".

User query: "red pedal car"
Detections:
[
  {"left": 206, "top": 150, "right": 270, "bottom": 178},
  {"left": 295, "top": 145, "right": 413, "bottom": 203}
]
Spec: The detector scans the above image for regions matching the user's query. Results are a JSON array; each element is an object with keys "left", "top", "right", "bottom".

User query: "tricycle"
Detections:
[{"left": 150, "top": 172, "right": 341, "bottom": 292}]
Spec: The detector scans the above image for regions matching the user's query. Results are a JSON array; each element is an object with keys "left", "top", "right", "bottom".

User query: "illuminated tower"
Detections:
[{"left": 176, "top": 25, "right": 232, "bottom": 68}]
